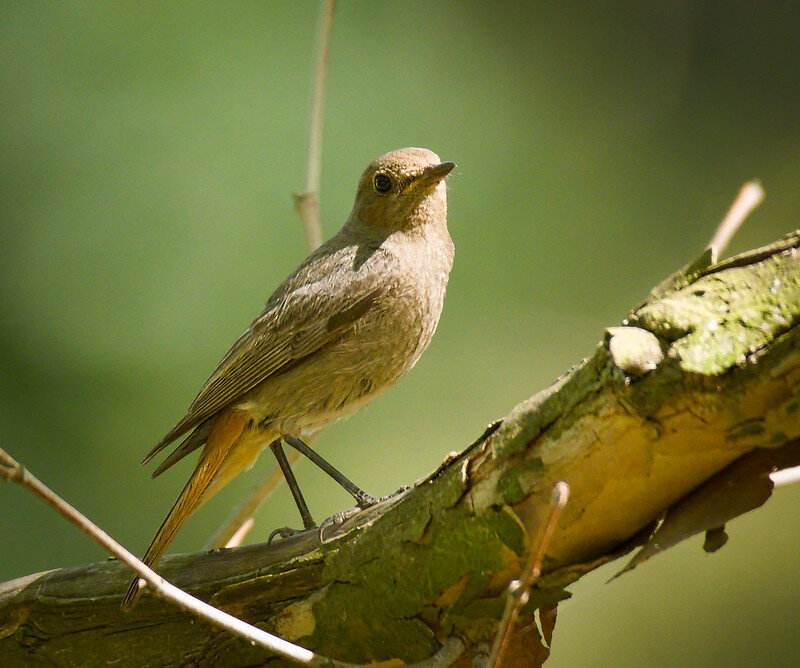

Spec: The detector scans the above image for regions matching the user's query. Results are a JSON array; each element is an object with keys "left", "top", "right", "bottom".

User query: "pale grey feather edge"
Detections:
[{"left": 141, "top": 235, "right": 391, "bottom": 467}]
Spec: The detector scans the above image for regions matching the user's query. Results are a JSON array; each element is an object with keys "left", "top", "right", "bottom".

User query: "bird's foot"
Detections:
[
  {"left": 381, "top": 485, "right": 410, "bottom": 501},
  {"left": 354, "top": 485, "right": 409, "bottom": 509},
  {"left": 355, "top": 490, "right": 379, "bottom": 509},
  {"left": 317, "top": 487, "right": 411, "bottom": 543},
  {"left": 268, "top": 525, "right": 312, "bottom": 544},
  {"left": 318, "top": 507, "right": 362, "bottom": 542}
]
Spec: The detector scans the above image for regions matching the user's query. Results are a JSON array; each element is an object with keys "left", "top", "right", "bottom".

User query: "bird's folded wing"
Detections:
[{"left": 142, "top": 275, "right": 384, "bottom": 465}]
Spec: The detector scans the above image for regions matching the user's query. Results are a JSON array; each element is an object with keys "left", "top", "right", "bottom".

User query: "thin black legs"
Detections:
[
  {"left": 269, "top": 439, "right": 315, "bottom": 530},
  {"left": 282, "top": 435, "right": 377, "bottom": 508}
]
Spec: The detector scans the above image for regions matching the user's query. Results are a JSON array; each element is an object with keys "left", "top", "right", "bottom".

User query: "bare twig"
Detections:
[
  {"left": 205, "top": 448, "right": 302, "bottom": 549},
  {"left": 707, "top": 180, "right": 764, "bottom": 262},
  {"left": 487, "top": 482, "right": 569, "bottom": 667},
  {"left": 0, "top": 446, "right": 362, "bottom": 667},
  {"left": 293, "top": 0, "right": 336, "bottom": 251},
  {"left": 770, "top": 465, "right": 800, "bottom": 488},
  {"left": 224, "top": 517, "right": 254, "bottom": 549}
]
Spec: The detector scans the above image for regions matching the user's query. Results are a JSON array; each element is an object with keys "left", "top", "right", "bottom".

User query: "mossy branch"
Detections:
[{"left": 1, "top": 232, "right": 799, "bottom": 666}]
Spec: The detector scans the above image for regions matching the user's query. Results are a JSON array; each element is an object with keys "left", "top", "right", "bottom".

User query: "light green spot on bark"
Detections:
[{"left": 636, "top": 251, "right": 800, "bottom": 375}]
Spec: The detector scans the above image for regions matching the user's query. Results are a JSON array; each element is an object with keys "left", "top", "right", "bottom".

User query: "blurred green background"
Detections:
[{"left": 2, "top": 2, "right": 799, "bottom": 665}]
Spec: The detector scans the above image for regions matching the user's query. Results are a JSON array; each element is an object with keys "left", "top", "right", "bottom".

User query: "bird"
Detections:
[{"left": 121, "top": 147, "right": 455, "bottom": 611}]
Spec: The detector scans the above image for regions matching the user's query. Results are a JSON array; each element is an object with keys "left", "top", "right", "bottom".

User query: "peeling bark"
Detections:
[{"left": 2, "top": 233, "right": 799, "bottom": 667}]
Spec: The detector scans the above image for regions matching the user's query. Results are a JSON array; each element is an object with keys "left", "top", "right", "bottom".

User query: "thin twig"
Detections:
[
  {"left": 770, "top": 465, "right": 800, "bottom": 488},
  {"left": 224, "top": 517, "right": 254, "bottom": 549},
  {"left": 205, "top": 448, "right": 302, "bottom": 549},
  {"left": 707, "top": 180, "right": 764, "bottom": 262},
  {"left": 0, "top": 446, "right": 359, "bottom": 666},
  {"left": 487, "top": 482, "right": 569, "bottom": 667},
  {"left": 293, "top": 0, "right": 336, "bottom": 251}
]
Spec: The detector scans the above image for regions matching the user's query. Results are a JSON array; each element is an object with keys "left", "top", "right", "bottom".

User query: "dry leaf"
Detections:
[{"left": 613, "top": 440, "right": 800, "bottom": 579}]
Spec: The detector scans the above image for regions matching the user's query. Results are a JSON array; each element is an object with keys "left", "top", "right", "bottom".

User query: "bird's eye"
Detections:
[{"left": 373, "top": 173, "right": 393, "bottom": 194}]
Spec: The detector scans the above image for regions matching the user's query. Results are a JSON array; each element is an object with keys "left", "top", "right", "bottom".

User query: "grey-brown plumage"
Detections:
[{"left": 121, "top": 148, "right": 455, "bottom": 610}]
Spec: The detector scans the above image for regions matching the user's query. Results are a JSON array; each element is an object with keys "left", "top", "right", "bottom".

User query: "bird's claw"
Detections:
[
  {"left": 318, "top": 507, "right": 361, "bottom": 542},
  {"left": 354, "top": 485, "right": 409, "bottom": 509},
  {"left": 316, "top": 486, "right": 412, "bottom": 543},
  {"left": 268, "top": 526, "right": 306, "bottom": 544},
  {"left": 383, "top": 485, "right": 410, "bottom": 501},
  {"left": 355, "top": 491, "right": 379, "bottom": 508}
]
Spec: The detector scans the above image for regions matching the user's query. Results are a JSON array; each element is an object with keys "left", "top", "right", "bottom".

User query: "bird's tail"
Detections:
[{"left": 120, "top": 408, "right": 248, "bottom": 611}]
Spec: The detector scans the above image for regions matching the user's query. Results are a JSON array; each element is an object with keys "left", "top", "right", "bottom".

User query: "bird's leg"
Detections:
[
  {"left": 268, "top": 439, "right": 316, "bottom": 531},
  {"left": 282, "top": 435, "right": 378, "bottom": 508}
]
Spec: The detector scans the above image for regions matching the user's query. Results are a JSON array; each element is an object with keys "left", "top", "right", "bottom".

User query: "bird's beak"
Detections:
[{"left": 413, "top": 161, "right": 456, "bottom": 189}]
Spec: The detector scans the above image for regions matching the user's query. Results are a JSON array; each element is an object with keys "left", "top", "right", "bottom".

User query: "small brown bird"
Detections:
[{"left": 121, "top": 147, "right": 455, "bottom": 610}]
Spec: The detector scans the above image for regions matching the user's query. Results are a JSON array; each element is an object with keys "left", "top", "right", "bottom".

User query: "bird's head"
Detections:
[{"left": 351, "top": 147, "right": 455, "bottom": 233}]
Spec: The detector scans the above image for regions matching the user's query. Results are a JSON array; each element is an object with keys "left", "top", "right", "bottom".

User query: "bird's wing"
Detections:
[{"left": 142, "top": 270, "right": 384, "bottom": 465}]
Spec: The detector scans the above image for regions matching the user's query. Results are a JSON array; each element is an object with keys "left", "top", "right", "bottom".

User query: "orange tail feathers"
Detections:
[{"left": 121, "top": 408, "right": 248, "bottom": 611}]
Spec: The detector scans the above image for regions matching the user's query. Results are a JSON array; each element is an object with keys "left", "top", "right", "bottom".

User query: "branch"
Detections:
[{"left": 2, "top": 232, "right": 799, "bottom": 665}]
